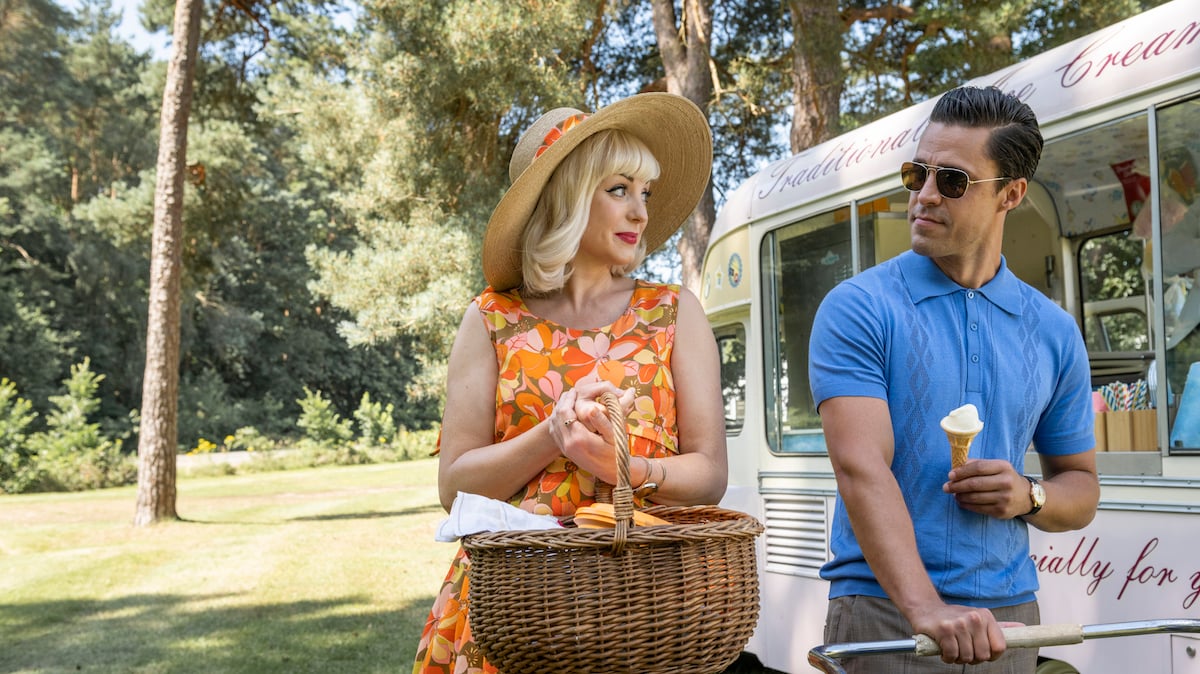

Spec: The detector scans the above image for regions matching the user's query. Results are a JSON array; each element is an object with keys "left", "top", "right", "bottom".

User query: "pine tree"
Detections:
[{"left": 135, "top": 0, "right": 202, "bottom": 525}]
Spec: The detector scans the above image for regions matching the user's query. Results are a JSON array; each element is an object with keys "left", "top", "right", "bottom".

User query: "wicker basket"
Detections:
[{"left": 462, "top": 393, "right": 764, "bottom": 674}]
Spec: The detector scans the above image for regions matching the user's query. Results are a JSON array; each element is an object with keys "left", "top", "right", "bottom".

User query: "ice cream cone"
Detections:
[
  {"left": 941, "top": 403, "right": 983, "bottom": 468},
  {"left": 946, "top": 430, "right": 978, "bottom": 468}
]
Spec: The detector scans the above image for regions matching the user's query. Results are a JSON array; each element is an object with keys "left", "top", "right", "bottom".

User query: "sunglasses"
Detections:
[{"left": 900, "top": 161, "right": 1011, "bottom": 199}]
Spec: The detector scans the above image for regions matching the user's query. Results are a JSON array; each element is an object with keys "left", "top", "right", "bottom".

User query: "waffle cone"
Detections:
[{"left": 946, "top": 431, "right": 977, "bottom": 468}]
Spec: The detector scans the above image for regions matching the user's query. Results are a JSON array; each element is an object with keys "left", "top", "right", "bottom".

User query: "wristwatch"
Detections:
[{"left": 1023, "top": 475, "right": 1046, "bottom": 516}]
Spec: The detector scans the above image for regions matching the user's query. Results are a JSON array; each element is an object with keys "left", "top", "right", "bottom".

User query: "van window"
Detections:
[
  {"left": 1079, "top": 230, "right": 1148, "bottom": 353},
  {"left": 714, "top": 324, "right": 747, "bottom": 434},
  {"left": 760, "top": 198, "right": 898, "bottom": 453},
  {"left": 1153, "top": 97, "right": 1200, "bottom": 449}
]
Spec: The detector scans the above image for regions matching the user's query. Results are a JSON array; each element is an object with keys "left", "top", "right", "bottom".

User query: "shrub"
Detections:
[
  {"left": 296, "top": 387, "right": 353, "bottom": 446},
  {"left": 0, "top": 378, "right": 40, "bottom": 494},
  {"left": 229, "top": 426, "right": 274, "bottom": 453},
  {"left": 178, "top": 368, "right": 247, "bottom": 451},
  {"left": 354, "top": 392, "right": 397, "bottom": 447},
  {"left": 25, "top": 359, "right": 135, "bottom": 491},
  {"left": 389, "top": 427, "right": 439, "bottom": 461}
]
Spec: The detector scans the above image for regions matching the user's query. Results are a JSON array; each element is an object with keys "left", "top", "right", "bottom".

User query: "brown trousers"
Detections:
[{"left": 824, "top": 595, "right": 1040, "bottom": 673}]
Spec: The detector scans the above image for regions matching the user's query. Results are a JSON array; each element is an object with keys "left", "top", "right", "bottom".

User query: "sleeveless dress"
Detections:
[{"left": 412, "top": 280, "right": 681, "bottom": 674}]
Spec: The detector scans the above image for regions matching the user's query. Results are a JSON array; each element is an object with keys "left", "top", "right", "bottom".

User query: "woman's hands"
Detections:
[{"left": 549, "top": 379, "right": 636, "bottom": 483}]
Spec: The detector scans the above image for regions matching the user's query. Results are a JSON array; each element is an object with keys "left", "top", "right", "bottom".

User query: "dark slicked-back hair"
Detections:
[{"left": 930, "top": 86, "right": 1044, "bottom": 183}]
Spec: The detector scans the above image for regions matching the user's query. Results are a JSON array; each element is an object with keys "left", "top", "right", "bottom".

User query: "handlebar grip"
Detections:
[{"left": 913, "top": 623, "right": 1085, "bottom": 656}]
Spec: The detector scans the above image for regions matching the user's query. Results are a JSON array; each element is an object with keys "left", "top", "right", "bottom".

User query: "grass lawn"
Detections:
[{"left": 0, "top": 459, "right": 452, "bottom": 673}]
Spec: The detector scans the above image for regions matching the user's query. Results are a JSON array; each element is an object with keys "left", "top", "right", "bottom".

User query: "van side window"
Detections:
[
  {"left": 714, "top": 325, "right": 746, "bottom": 434},
  {"left": 760, "top": 201, "right": 892, "bottom": 453},
  {"left": 1079, "top": 231, "right": 1148, "bottom": 353},
  {"left": 1153, "top": 97, "right": 1200, "bottom": 449}
]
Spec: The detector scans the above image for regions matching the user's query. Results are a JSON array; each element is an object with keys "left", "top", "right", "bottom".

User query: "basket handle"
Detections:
[{"left": 599, "top": 391, "right": 633, "bottom": 555}]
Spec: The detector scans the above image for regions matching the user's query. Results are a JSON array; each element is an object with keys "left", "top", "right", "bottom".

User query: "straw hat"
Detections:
[{"left": 482, "top": 92, "right": 713, "bottom": 291}]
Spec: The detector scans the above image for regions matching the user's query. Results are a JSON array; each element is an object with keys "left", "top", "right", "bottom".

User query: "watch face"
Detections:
[{"left": 1031, "top": 481, "right": 1046, "bottom": 507}]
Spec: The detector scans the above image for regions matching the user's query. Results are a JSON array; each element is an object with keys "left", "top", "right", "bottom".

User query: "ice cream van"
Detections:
[{"left": 702, "top": 1, "right": 1200, "bottom": 671}]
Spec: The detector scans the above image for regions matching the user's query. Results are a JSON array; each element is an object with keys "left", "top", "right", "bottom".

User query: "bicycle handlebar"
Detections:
[{"left": 808, "top": 619, "right": 1200, "bottom": 673}]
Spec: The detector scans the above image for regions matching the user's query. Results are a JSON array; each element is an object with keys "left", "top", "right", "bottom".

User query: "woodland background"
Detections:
[{"left": 0, "top": 0, "right": 1170, "bottom": 495}]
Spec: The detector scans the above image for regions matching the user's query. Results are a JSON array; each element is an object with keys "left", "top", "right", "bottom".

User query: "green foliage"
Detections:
[
  {"left": 0, "top": 0, "right": 74, "bottom": 126},
  {"left": 293, "top": 387, "right": 434, "bottom": 466},
  {"left": 0, "top": 0, "right": 1179, "bottom": 495},
  {"left": 177, "top": 367, "right": 285, "bottom": 446},
  {"left": 1015, "top": 0, "right": 1168, "bottom": 59},
  {"left": 228, "top": 426, "right": 275, "bottom": 453},
  {"left": 1, "top": 365, "right": 425, "bottom": 492},
  {"left": 353, "top": 391, "right": 396, "bottom": 447},
  {"left": 1081, "top": 230, "right": 1145, "bottom": 301},
  {"left": 296, "top": 387, "right": 353, "bottom": 446},
  {"left": 0, "top": 378, "right": 40, "bottom": 493},
  {"left": 708, "top": 0, "right": 793, "bottom": 185},
  {"left": 24, "top": 359, "right": 135, "bottom": 491},
  {"left": 289, "top": 0, "right": 600, "bottom": 405},
  {"left": 1, "top": 1, "right": 152, "bottom": 422},
  {"left": 0, "top": 278, "right": 74, "bottom": 409},
  {"left": 3, "top": 0, "right": 436, "bottom": 469},
  {"left": 835, "top": 0, "right": 1170, "bottom": 132},
  {"left": 387, "top": 426, "right": 438, "bottom": 462}
]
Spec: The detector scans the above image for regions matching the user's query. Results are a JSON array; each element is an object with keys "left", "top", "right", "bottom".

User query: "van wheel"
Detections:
[{"left": 1036, "top": 657, "right": 1080, "bottom": 674}]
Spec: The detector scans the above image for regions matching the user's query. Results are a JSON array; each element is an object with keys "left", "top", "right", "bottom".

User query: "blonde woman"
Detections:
[{"left": 413, "top": 93, "right": 726, "bottom": 674}]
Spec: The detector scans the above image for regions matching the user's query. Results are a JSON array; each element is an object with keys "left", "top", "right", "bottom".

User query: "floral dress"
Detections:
[{"left": 412, "top": 280, "right": 680, "bottom": 674}]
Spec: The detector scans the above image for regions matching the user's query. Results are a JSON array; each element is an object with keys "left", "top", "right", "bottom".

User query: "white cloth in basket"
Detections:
[{"left": 435, "top": 491, "right": 562, "bottom": 542}]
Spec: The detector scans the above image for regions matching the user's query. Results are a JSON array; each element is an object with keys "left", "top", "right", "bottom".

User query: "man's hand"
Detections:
[
  {"left": 943, "top": 459, "right": 1030, "bottom": 519},
  {"left": 909, "top": 602, "right": 1012, "bottom": 664}
]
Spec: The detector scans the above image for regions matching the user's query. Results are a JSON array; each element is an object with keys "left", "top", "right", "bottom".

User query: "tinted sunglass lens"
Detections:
[
  {"left": 936, "top": 168, "right": 970, "bottom": 198},
  {"left": 901, "top": 162, "right": 926, "bottom": 191}
]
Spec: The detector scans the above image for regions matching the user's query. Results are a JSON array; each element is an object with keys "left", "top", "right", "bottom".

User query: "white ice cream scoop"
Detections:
[{"left": 941, "top": 403, "right": 983, "bottom": 435}]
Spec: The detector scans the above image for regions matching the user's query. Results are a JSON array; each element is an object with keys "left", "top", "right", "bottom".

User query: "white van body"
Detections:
[{"left": 703, "top": 2, "right": 1200, "bottom": 671}]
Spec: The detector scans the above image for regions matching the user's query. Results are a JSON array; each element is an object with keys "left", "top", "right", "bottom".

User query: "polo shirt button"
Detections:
[
  {"left": 971, "top": 322, "right": 978, "bottom": 331},
  {"left": 967, "top": 291, "right": 975, "bottom": 299},
  {"left": 971, "top": 354, "right": 980, "bottom": 363}
]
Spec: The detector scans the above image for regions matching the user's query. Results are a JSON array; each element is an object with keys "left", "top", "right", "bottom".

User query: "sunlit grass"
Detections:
[{"left": 0, "top": 459, "right": 453, "bottom": 673}]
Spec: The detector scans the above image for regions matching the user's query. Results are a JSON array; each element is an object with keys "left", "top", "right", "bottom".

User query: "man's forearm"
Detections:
[
  {"left": 1023, "top": 466, "right": 1099, "bottom": 532},
  {"left": 841, "top": 470, "right": 942, "bottom": 617}
]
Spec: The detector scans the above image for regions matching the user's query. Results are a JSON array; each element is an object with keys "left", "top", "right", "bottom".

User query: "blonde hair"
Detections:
[{"left": 520, "top": 130, "right": 660, "bottom": 295}]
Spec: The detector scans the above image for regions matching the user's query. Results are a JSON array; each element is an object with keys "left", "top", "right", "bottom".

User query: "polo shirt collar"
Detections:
[{"left": 898, "top": 250, "right": 1023, "bottom": 316}]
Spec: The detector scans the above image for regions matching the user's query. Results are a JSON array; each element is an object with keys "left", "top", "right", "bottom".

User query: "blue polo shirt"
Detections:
[{"left": 809, "top": 251, "right": 1094, "bottom": 607}]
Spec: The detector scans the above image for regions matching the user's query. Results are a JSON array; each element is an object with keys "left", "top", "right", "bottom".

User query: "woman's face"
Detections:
[{"left": 577, "top": 173, "right": 651, "bottom": 270}]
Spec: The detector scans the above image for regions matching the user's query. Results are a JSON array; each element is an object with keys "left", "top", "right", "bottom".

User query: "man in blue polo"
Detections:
[{"left": 809, "top": 86, "right": 1100, "bottom": 673}]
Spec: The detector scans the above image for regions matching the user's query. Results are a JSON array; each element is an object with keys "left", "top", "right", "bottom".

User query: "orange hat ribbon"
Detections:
[{"left": 534, "top": 113, "right": 589, "bottom": 159}]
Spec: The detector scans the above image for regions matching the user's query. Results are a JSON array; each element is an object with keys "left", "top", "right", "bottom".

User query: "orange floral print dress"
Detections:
[{"left": 412, "top": 280, "right": 680, "bottom": 674}]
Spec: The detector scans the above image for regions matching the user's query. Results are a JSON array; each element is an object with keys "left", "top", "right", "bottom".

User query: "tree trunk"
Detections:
[
  {"left": 788, "top": 0, "right": 844, "bottom": 152},
  {"left": 134, "top": 0, "right": 203, "bottom": 526},
  {"left": 650, "top": 0, "right": 714, "bottom": 295}
]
